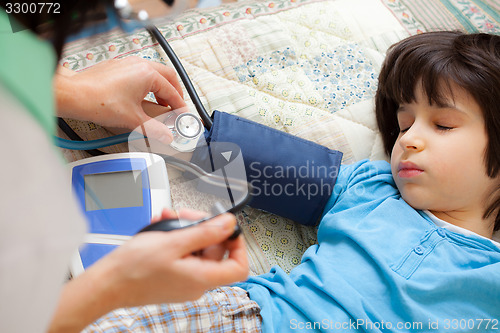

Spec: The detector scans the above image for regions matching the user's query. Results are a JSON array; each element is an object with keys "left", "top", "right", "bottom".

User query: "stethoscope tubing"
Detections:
[{"left": 146, "top": 25, "right": 213, "bottom": 130}]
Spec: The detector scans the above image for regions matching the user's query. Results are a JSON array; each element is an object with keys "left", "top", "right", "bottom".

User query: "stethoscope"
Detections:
[
  {"left": 116, "top": 0, "right": 213, "bottom": 143},
  {"left": 56, "top": 0, "right": 211, "bottom": 154}
]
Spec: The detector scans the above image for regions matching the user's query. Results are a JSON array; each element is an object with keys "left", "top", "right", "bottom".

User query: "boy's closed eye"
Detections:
[
  {"left": 435, "top": 124, "right": 454, "bottom": 131},
  {"left": 396, "top": 106, "right": 464, "bottom": 134},
  {"left": 396, "top": 110, "right": 415, "bottom": 133},
  {"left": 398, "top": 123, "right": 455, "bottom": 133}
]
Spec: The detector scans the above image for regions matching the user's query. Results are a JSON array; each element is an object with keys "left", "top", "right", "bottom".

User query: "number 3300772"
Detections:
[{"left": 5, "top": 3, "right": 61, "bottom": 14}]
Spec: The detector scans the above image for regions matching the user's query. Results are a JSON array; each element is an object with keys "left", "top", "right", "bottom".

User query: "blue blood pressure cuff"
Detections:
[{"left": 190, "top": 111, "right": 343, "bottom": 226}]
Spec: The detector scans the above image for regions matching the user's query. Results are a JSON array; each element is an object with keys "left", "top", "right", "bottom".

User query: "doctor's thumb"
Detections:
[
  {"left": 138, "top": 116, "right": 174, "bottom": 146},
  {"left": 178, "top": 214, "right": 238, "bottom": 253}
]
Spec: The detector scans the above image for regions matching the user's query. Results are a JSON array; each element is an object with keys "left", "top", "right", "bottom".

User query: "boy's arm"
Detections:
[{"left": 191, "top": 111, "right": 344, "bottom": 226}]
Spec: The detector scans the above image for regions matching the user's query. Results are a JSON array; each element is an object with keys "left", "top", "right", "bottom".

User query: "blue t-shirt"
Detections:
[{"left": 237, "top": 160, "right": 500, "bottom": 332}]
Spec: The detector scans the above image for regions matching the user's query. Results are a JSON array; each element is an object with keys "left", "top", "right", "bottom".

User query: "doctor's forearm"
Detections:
[{"left": 47, "top": 260, "right": 123, "bottom": 333}]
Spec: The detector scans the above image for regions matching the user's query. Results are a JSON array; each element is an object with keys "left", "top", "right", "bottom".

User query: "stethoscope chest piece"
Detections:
[
  {"left": 167, "top": 113, "right": 203, "bottom": 152},
  {"left": 176, "top": 113, "right": 202, "bottom": 138}
]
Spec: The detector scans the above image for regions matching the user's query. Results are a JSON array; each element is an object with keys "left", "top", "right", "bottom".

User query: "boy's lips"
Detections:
[{"left": 398, "top": 161, "right": 424, "bottom": 178}]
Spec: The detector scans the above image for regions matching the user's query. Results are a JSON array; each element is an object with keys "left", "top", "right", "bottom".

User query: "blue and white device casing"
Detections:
[{"left": 68, "top": 152, "right": 171, "bottom": 276}]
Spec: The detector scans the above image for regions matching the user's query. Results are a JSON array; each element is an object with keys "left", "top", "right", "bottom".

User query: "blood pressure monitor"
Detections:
[{"left": 68, "top": 152, "right": 171, "bottom": 275}]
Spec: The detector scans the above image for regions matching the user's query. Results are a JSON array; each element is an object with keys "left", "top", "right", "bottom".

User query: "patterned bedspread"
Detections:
[{"left": 60, "top": 0, "right": 500, "bottom": 275}]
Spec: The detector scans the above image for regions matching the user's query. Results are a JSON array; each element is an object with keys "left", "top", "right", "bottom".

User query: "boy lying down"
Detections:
[{"left": 85, "top": 31, "right": 500, "bottom": 332}]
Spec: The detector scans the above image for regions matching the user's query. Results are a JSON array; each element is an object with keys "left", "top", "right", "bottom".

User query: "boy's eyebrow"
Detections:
[
  {"left": 396, "top": 103, "right": 469, "bottom": 115},
  {"left": 437, "top": 103, "right": 468, "bottom": 115}
]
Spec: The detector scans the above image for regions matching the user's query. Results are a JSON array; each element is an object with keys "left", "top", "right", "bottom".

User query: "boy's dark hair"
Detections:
[{"left": 375, "top": 31, "right": 500, "bottom": 231}]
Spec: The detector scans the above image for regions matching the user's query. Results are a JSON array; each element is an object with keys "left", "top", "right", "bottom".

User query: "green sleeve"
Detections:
[{"left": 0, "top": 9, "right": 57, "bottom": 137}]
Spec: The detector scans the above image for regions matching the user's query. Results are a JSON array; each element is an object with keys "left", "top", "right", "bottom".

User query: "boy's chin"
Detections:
[{"left": 398, "top": 188, "right": 434, "bottom": 212}]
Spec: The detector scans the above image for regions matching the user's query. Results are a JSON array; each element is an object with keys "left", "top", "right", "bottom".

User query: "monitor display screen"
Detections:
[{"left": 84, "top": 170, "right": 143, "bottom": 211}]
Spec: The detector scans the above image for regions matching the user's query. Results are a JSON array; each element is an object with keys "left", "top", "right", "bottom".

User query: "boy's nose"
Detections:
[{"left": 399, "top": 128, "right": 425, "bottom": 152}]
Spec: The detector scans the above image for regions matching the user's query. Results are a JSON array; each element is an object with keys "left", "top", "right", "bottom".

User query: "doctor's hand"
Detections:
[
  {"left": 54, "top": 57, "right": 187, "bottom": 145},
  {"left": 48, "top": 209, "right": 248, "bottom": 333},
  {"left": 103, "top": 208, "right": 249, "bottom": 305}
]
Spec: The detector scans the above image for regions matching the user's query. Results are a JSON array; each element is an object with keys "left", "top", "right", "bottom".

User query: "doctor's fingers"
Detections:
[
  {"left": 195, "top": 236, "right": 249, "bottom": 285},
  {"left": 174, "top": 213, "right": 241, "bottom": 255},
  {"left": 151, "top": 208, "right": 209, "bottom": 224},
  {"left": 145, "top": 62, "right": 187, "bottom": 111},
  {"left": 110, "top": 57, "right": 185, "bottom": 111},
  {"left": 144, "top": 60, "right": 185, "bottom": 99}
]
